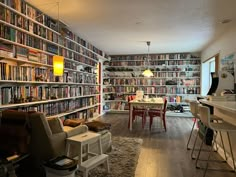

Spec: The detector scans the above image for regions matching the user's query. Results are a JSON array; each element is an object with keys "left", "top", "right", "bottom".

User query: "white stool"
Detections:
[{"left": 66, "top": 132, "right": 109, "bottom": 177}]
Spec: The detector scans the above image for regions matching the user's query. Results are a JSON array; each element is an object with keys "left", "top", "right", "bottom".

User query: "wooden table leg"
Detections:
[{"left": 129, "top": 104, "right": 133, "bottom": 131}]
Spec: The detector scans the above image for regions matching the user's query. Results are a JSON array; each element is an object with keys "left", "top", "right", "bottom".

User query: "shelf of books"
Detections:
[
  {"left": 103, "top": 53, "right": 201, "bottom": 113},
  {"left": 0, "top": 0, "right": 109, "bottom": 121}
]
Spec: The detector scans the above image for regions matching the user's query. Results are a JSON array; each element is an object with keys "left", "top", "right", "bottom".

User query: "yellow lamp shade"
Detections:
[
  {"left": 142, "top": 69, "right": 154, "bottom": 77},
  {"left": 53, "top": 55, "right": 64, "bottom": 76}
]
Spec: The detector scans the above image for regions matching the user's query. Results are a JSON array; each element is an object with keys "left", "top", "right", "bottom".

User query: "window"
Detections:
[{"left": 201, "top": 57, "right": 216, "bottom": 96}]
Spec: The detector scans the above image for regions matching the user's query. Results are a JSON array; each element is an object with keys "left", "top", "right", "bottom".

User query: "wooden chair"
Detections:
[
  {"left": 128, "top": 95, "right": 147, "bottom": 129},
  {"left": 148, "top": 98, "right": 167, "bottom": 131}
]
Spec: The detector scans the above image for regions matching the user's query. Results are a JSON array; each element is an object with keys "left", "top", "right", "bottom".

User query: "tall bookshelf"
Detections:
[
  {"left": 0, "top": 0, "right": 109, "bottom": 120},
  {"left": 103, "top": 53, "right": 201, "bottom": 113}
]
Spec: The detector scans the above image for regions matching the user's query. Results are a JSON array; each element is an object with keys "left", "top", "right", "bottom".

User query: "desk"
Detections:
[
  {"left": 129, "top": 98, "right": 164, "bottom": 131},
  {"left": 199, "top": 100, "right": 236, "bottom": 125},
  {"left": 66, "top": 132, "right": 109, "bottom": 177},
  {"left": 199, "top": 99, "right": 236, "bottom": 169}
]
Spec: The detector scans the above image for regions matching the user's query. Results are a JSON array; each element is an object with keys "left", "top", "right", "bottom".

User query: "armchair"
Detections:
[
  {"left": 29, "top": 112, "right": 112, "bottom": 162},
  {"left": 29, "top": 112, "right": 88, "bottom": 162},
  {"left": 0, "top": 111, "right": 111, "bottom": 176}
]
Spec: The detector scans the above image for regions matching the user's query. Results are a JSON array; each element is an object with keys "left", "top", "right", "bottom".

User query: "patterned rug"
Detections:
[{"left": 76, "top": 136, "right": 143, "bottom": 177}]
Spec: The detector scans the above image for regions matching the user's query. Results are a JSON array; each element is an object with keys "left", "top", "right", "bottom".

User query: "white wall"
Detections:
[
  {"left": 201, "top": 23, "right": 236, "bottom": 62},
  {"left": 201, "top": 23, "right": 236, "bottom": 94}
]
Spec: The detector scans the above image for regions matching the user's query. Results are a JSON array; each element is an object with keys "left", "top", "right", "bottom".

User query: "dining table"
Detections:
[{"left": 129, "top": 98, "right": 164, "bottom": 131}]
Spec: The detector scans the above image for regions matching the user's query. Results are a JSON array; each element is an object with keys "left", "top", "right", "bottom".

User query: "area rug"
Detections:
[
  {"left": 166, "top": 111, "right": 193, "bottom": 118},
  {"left": 76, "top": 136, "right": 143, "bottom": 177}
]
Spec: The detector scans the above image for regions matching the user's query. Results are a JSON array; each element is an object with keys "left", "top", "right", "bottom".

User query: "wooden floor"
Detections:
[{"left": 98, "top": 113, "right": 236, "bottom": 177}]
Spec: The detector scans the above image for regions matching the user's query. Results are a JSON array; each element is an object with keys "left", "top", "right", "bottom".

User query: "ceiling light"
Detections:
[
  {"left": 142, "top": 69, "right": 153, "bottom": 77},
  {"left": 220, "top": 19, "right": 232, "bottom": 24}
]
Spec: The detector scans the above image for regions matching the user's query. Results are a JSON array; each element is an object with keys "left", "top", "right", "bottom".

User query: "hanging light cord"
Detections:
[
  {"left": 57, "top": 1, "right": 60, "bottom": 55},
  {"left": 147, "top": 41, "right": 150, "bottom": 69}
]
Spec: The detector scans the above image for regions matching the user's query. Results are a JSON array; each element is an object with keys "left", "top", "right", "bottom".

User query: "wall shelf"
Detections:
[
  {"left": 0, "top": 0, "right": 109, "bottom": 120},
  {"left": 102, "top": 53, "right": 201, "bottom": 112}
]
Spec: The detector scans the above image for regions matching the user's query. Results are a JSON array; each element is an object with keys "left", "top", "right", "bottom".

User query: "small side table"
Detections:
[{"left": 66, "top": 132, "right": 109, "bottom": 177}]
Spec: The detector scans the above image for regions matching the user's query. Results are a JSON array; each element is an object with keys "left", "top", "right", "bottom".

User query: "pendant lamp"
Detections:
[
  {"left": 142, "top": 41, "right": 153, "bottom": 77},
  {"left": 53, "top": 55, "right": 64, "bottom": 76},
  {"left": 53, "top": 2, "right": 64, "bottom": 77}
]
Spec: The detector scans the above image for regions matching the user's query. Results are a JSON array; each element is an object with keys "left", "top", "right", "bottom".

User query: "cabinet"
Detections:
[
  {"left": 103, "top": 53, "right": 201, "bottom": 113},
  {"left": 0, "top": 0, "right": 108, "bottom": 120}
]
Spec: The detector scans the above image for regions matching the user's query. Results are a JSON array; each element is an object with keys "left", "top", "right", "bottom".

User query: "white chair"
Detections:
[
  {"left": 195, "top": 105, "right": 236, "bottom": 177},
  {"left": 186, "top": 101, "right": 199, "bottom": 150},
  {"left": 187, "top": 101, "right": 222, "bottom": 159}
]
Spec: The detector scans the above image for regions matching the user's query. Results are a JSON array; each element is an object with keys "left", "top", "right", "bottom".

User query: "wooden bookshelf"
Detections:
[
  {"left": 0, "top": 0, "right": 108, "bottom": 120},
  {"left": 103, "top": 53, "right": 201, "bottom": 113}
]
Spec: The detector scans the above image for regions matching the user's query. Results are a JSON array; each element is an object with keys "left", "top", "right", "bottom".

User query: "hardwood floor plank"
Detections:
[{"left": 98, "top": 113, "right": 236, "bottom": 177}]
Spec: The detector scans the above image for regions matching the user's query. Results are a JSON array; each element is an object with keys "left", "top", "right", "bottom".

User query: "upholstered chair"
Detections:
[{"left": 29, "top": 112, "right": 88, "bottom": 162}]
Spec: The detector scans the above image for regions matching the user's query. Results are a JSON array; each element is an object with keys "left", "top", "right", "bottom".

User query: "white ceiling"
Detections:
[{"left": 26, "top": 0, "right": 236, "bottom": 55}]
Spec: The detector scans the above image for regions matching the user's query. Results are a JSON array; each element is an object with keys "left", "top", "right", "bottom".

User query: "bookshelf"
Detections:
[
  {"left": 0, "top": 0, "right": 109, "bottom": 120},
  {"left": 103, "top": 53, "right": 201, "bottom": 113}
]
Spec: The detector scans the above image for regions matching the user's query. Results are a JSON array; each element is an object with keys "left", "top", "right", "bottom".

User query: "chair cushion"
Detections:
[
  {"left": 84, "top": 121, "right": 111, "bottom": 132},
  {"left": 63, "top": 126, "right": 74, "bottom": 132}
]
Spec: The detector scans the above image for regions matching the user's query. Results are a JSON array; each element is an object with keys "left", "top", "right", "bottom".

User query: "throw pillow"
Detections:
[
  {"left": 84, "top": 121, "right": 111, "bottom": 132},
  {"left": 63, "top": 119, "right": 85, "bottom": 127}
]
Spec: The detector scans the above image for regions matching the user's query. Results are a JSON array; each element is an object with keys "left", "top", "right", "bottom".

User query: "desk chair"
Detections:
[
  {"left": 195, "top": 105, "right": 236, "bottom": 177},
  {"left": 148, "top": 98, "right": 167, "bottom": 131}
]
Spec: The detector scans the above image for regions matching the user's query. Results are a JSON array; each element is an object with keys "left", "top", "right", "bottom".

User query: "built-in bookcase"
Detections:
[
  {"left": 103, "top": 53, "right": 201, "bottom": 113},
  {"left": 0, "top": 0, "right": 109, "bottom": 120}
]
